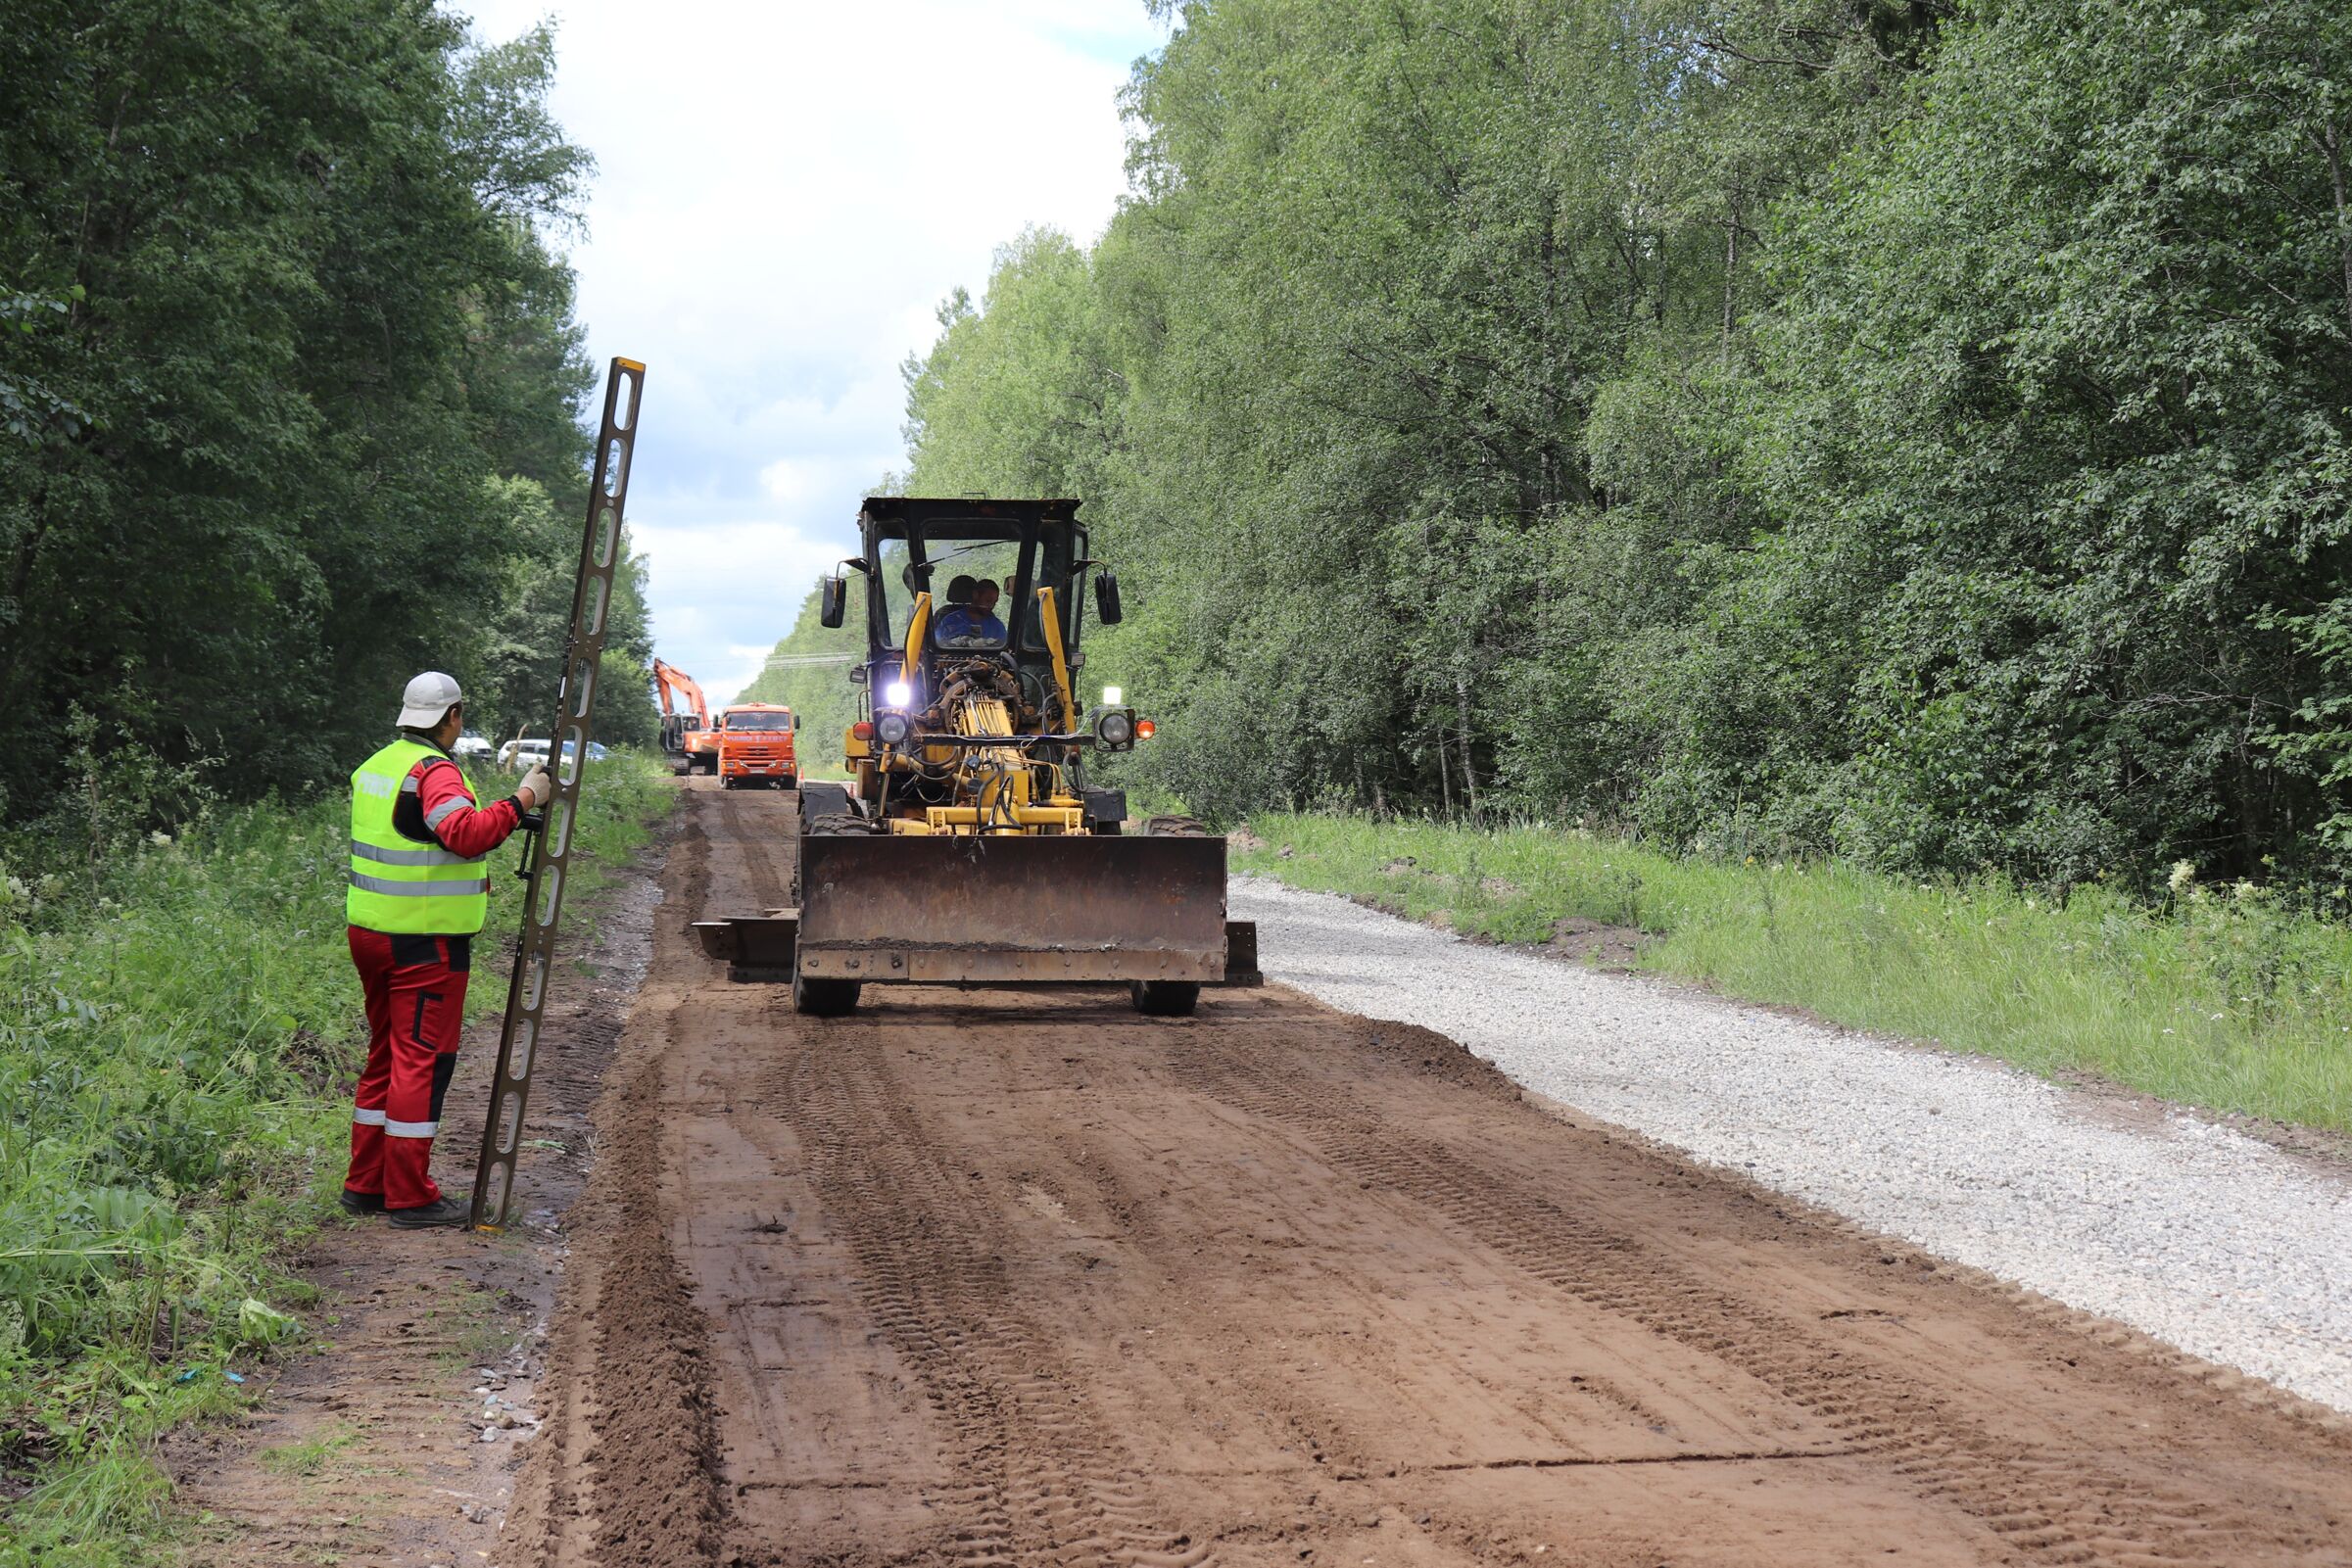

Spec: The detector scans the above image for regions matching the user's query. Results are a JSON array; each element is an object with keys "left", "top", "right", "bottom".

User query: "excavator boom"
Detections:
[
  {"left": 651, "top": 658, "right": 710, "bottom": 724},
  {"left": 650, "top": 659, "right": 720, "bottom": 772}
]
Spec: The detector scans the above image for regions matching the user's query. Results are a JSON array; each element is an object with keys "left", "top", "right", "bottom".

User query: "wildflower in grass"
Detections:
[
  {"left": 2169, "top": 860, "right": 2197, "bottom": 893},
  {"left": 149, "top": 830, "right": 172, "bottom": 847}
]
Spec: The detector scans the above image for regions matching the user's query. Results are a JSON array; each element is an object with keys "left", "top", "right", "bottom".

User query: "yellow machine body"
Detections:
[{"left": 696, "top": 498, "right": 1257, "bottom": 1014}]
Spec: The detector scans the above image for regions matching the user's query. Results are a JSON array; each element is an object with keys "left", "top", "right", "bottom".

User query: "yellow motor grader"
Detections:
[{"left": 696, "top": 497, "right": 1258, "bottom": 1017}]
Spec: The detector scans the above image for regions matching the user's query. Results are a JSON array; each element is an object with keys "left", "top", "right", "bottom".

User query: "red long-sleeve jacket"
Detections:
[{"left": 404, "top": 754, "right": 526, "bottom": 859}]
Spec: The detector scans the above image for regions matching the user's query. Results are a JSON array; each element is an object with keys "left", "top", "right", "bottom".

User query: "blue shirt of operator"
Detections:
[{"left": 935, "top": 602, "right": 1007, "bottom": 643}]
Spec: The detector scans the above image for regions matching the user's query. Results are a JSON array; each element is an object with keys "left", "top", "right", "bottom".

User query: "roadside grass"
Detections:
[
  {"left": 427, "top": 1284, "right": 513, "bottom": 1371},
  {"left": 256, "top": 1423, "right": 360, "bottom": 1479},
  {"left": 1233, "top": 813, "right": 2352, "bottom": 1137},
  {"left": 0, "top": 746, "right": 669, "bottom": 1567}
]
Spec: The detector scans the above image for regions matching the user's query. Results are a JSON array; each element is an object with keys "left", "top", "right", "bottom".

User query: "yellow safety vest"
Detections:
[{"left": 346, "top": 738, "right": 492, "bottom": 934}]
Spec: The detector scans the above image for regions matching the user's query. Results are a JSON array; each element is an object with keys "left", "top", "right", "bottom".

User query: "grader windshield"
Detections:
[{"left": 865, "top": 502, "right": 1085, "bottom": 664}]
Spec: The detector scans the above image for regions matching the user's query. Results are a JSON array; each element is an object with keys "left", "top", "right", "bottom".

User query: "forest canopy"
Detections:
[
  {"left": 0, "top": 0, "right": 653, "bottom": 819},
  {"left": 882, "top": 0, "right": 2352, "bottom": 890}
]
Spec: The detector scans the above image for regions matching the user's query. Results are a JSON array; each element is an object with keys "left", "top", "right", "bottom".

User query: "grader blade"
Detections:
[{"left": 794, "top": 832, "right": 1238, "bottom": 985}]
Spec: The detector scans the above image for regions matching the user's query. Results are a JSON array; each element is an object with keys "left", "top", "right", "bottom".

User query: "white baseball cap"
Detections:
[{"left": 397, "top": 671, "right": 464, "bottom": 729}]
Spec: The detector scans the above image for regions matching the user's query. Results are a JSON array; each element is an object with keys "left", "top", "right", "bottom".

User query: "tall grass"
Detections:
[
  {"left": 1235, "top": 814, "right": 2352, "bottom": 1136},
  {"left": 0, "top": 747, "right": 669, "bottom": 1566}
]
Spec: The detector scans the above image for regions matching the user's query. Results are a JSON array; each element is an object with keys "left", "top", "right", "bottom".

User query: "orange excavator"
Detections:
[{"left": 651, "top": 659, "right": 719, "bottom": 775}]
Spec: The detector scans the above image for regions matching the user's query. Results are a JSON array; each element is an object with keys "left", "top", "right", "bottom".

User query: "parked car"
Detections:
[
  {"left": 498, "top": 736, "right": 606, "bottom": 774},
  {"left": 453, "top": 729, "right": 494, "bottom": 762}
]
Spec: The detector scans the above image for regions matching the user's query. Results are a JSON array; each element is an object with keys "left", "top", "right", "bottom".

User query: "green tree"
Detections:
[
  {"left": 0, "top": 0, "right": 600, "bottom": 810},
  {"left": 1712, "top": 0, "right": 2352, "bottom": 881},
  {"left": 900, "top": 0, "right": 2352, "bottom": 890}
]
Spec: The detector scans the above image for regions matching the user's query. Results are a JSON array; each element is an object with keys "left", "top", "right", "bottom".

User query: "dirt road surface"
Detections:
[{"left": 505, "top": 779, "right": 2352, "bottom": 1567}]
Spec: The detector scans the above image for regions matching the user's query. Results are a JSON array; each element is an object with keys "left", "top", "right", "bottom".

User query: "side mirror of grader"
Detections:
[
  {"left": 819, "top": 575, "right": 847, "bottom": 629},
  {"left": 1094, "top": 571, "right": 1124, "bottom": 626}
]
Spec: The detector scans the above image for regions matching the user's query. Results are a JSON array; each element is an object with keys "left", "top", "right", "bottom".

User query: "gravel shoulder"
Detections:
[{"left": 1233, "top": 874, "right": 2352, "bottom": 1415}]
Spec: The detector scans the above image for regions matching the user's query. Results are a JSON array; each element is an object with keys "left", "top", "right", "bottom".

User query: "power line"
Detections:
[{"left": 761, "top": 651, "right": 860, "bottom": 669}]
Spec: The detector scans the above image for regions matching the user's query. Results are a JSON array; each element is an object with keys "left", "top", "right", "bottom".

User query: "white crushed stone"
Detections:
[{"left": 1232, "top": 875, "right": 2352, "bottom": 1413}]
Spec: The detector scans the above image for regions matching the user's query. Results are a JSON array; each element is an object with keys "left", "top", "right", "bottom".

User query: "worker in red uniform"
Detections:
[{"left": 343, "top": 672, "right": 552, "bottom": 1227}]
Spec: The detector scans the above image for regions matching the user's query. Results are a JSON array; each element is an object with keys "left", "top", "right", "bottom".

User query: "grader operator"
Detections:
[{"left": 695, "top": 497, "right": 1257, "bottom": 1017}]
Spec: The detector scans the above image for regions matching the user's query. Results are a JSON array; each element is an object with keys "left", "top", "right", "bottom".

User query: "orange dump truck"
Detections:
[{"left": 716, "top": 702, "right": 798, "bottom": 789}]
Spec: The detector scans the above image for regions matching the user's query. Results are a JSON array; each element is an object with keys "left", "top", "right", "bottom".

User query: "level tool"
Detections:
[{"left": 468, "top": 356, "right": 645, "bottom": 1232}]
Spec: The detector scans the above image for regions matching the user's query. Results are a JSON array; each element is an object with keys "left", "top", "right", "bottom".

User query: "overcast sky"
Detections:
[{"left": 454, "top": 1, "right": 1165, "bottom": 705}]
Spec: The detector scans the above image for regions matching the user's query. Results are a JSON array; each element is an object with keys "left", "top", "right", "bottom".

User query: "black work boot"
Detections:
[
  {"left": 338, "top": 1189, "right": 386, "bottom": 1215},
  {"left": 386, "top": 1197, "right": 469, "bottom": 1230}
]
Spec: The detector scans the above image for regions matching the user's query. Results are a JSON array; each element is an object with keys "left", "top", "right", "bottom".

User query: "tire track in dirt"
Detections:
[
  {"left": 716, "top": 786, "right": 792, "bottom": 912},
  {"left": 769, "top": 1038, "right": 1213, "bottom": 1568},
  {"left": 1161, "top": 1030, "right": 2321, "bottom": 1567},
  {"left": 580, "top": 1045, "right": 726, "bottom": 1568},
  {"left": 507, "top": 784, "right": 728, "bottom": 1568}
]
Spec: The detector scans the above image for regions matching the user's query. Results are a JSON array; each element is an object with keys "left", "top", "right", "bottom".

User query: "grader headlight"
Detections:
[
  {"left": 875, "top": 710, "right": 913, "bottom": 747},
  {"left": 1094, "top": 709, "right": 1134, "bottom": 748}
]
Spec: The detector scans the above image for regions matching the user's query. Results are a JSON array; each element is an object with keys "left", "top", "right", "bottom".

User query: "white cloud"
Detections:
[
  {"left": 633, "top": 517, "right": 843, "bottom": 703},
  {"left": 451, "top": 0, "right": 1164, "bottom": 705},
  {"left": 706, "top": 642, "right": 788, "bottom": 712},
  {"left": 757, "top": 457, "right": 816, "bottom": 505}
]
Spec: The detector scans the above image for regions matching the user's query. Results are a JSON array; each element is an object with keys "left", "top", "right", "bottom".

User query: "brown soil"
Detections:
[
  {"left": 1541, "top": 916, "right": 1646, "bottom": 970},
  {"left": 496, "top": 781, "right": 2352, "bottom": 1567},
  {"left": 1340, "top": 893, "right": 1649, "bottom": 972},
  {"left": 164, "top": 813, "right": 671, "bottom": 1566}
]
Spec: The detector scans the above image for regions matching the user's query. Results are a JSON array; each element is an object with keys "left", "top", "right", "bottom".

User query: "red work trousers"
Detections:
[{"left": 345, "top": 927, "right": 470, "bottom": 1212}]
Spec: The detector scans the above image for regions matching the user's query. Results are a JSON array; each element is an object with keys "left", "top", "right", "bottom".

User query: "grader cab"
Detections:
[{"left": 695, "top": 497, "right": 1257, "bottom": 1016}]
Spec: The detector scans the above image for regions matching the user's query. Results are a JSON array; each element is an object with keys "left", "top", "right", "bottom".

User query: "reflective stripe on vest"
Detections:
[
  {"left": 351, "top": 839, "right": 470, "bottom": 867},
  {"left": 350, "top": 868, "right": 491, "bottom": 898},
  {"left": 346, "top": 737, "right": 492, "bottom": 935}
]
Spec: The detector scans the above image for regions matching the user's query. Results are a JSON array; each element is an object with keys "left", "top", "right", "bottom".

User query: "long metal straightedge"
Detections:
[{"left": 469, "top": 356, "right": 645, "bottom": 1232}]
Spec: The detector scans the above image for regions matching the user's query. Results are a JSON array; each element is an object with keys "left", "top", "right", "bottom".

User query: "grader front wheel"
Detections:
[
  {"left": 1130, "top": 979, "right": 1200, "bottom": 1017},
  {"left": 1128, "top": 816, "right": 1210, "bottom": 1015},
  {"left": 792, "top": 972, "right": 861, "bottom": 1017}
]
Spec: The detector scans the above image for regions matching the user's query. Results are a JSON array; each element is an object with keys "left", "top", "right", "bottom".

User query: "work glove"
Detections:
[{"left": 516, "top": 765, "right": 552, "bottom": 810}]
